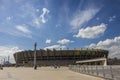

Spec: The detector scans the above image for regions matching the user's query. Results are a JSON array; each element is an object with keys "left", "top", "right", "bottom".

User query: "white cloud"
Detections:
[
  {"left": 70, "top": 7, "right": 100, "bottom": 29},
  {"left": 74, "top": 23, "right": 107, "bottom": 39},
  {"left": 36, "top": 9, "right": 39, "bottom": 12},
  {"left": 56, "top": 24, "right": 61, "bottom": 28},
  {"left": 33, "top": 18, "right": 41, "bottom": 27},
  {"left": 46, "top": 39, "right": 51, "bottom": 44},
  {"left": 44, "top": 45, "right": 66, "bottom": 50},
  {"left": 6, "top": 16, "right": 12, "bottom": 20},
  {"left": 0, "top": 3, "right": 50, "bottom": 38},
  {"left": 57, "top": 39, "right": 74, "bottom": 45},
  {"left": 40, "top": 8, "right": 50, "bottom": 23},
  {"left": 33, "top": 8, "right": 50, "bottom": 27},
  {"left": 87, "top": 36, "right": 120, "bottom": 58},
  {"left": 96, "top": 17, "right": 100, "bottom": 20},
  {"left": 109, "top": 15, "right": 116, "bottom": 22},
  {"left": 15, "top": 25, "right": 32, "bottom": 38},
  {"left": 16, "top": 25, "right": 31, "bottom": 34},
  {"left": 0, "top": 46, "right": 22, "bottom": 63},
  {"left": 19, "top": 3, "right": 41, "bottom": 28}
]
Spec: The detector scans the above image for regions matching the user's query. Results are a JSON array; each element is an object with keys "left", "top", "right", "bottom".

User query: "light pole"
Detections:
[
  {"left": 34, "top": 42, "right": 37, "bottom": 70},
  {"left": 0, "top": 56, "right": 4, "bottom": 70},
  {"left": 15, "top": 53, "right": 18, "bottom": 67},
  {"left": 8, "top": 55, "right": 10, "bottom": 67}
]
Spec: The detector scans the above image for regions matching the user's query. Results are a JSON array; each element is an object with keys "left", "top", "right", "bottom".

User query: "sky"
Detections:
[{"left": 0, "top": 0, "right": 120, "bottom": 63}]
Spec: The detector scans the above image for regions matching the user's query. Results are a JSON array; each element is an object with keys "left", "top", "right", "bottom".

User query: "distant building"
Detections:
[{"left": 14, "top": 49, "right": 108, "bottom": 66}]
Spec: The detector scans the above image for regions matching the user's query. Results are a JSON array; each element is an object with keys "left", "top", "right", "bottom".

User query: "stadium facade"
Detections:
[{"left": 14, "top": 49, "right": 108, "bottom": 66}]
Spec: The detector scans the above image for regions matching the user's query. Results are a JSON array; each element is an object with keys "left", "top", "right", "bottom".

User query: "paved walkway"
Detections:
[{"left": 0, "top": 67, "right": 104, "bottom": 80}]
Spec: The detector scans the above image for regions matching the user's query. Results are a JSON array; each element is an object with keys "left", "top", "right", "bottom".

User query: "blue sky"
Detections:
[{"left": 0, "top": 0, "right": 120, "bottom": 63}]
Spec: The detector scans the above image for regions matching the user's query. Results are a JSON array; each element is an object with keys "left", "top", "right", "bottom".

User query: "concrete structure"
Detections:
[
  {"left": 0, "top": 67, "right": 105, "bottom": 80},
  {"left": 76, "top": 57, "right": 107, "bottom": 66},
  {"left": 14, "top": 49, "right": 108, "bottom": 66}
]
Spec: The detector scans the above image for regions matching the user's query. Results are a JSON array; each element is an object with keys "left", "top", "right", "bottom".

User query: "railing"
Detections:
[{"left": 69, "top": 65, "right": 120, "bottom": 80}]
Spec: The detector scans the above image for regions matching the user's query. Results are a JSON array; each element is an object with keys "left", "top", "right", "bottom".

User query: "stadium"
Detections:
[{"left": 14, "top": 48, "right": 108, "bottom": 66}]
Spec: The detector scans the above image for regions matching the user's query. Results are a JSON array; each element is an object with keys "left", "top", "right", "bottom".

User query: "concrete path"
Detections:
[{"left": 0, "top": 67, "right": 104, "bottom": 80}]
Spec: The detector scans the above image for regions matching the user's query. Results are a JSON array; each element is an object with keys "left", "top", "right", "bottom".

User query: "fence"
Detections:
[{"left": 69, "top": 65, "right": 120, "bottom": 80}]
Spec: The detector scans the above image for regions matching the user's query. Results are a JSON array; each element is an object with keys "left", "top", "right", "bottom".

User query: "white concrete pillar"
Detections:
[{"left": 103, "top": 59, "right": 107, "bottom": 66}]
